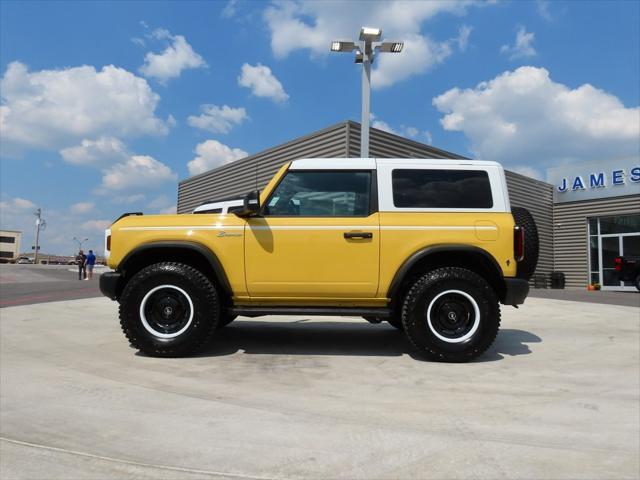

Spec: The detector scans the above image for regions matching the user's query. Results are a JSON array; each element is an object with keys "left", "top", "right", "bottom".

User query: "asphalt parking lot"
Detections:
[
  {"left": 1, "top": 296, "right": 638, "bottom": 479},
  {"left": 0, "top": 264, "right": 106, "bottom": 307}
]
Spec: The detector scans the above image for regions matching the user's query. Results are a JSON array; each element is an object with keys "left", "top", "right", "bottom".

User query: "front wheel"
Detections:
[
  {"left": 401, "top": 267, "right": 500, "bottom": 362},
  {"left": 119, "top": 262, "right": 220, "bottom": 357}
]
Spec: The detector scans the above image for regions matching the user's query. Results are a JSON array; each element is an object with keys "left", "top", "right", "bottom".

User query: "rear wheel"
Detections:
[
  {"left": 119, "top": 262, "right": 220, "bottom": 357},
  {"left": 401, "top": 267, "right": 500, "bottom": 362}
]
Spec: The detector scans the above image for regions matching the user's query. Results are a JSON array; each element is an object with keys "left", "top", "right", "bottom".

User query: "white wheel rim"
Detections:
[
  {"left": 426, "top": 289, "right": 480, "bottom": 344},
  {"left": 139, "top": 284, "right": 194, "bottom": 339}
]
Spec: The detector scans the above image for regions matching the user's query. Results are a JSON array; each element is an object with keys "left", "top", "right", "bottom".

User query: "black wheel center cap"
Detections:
[
  {"left": 162, "top": 306, "right": 174, "bottom": 318},
  {"left": 447, "top": 311, "right": 457, "bottom": 323}
]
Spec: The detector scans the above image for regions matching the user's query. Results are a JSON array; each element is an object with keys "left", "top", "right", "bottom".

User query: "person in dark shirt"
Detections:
[
  {"left": 76, "top": 250, "right": 86, "bottom": 280},
  {"left": 85, "top": 250, "right": 96, "bottom": 280}
]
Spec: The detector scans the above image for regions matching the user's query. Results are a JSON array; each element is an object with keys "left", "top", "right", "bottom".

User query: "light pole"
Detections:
[
  {"left": 33, "top": 208, "right": 46, "bottom": 264},
  {"left": 73, "top": 236, "right": 89, "bottom": 252},
  {"left": 331, "top": 27, "right": 404, "bottom": 158}
]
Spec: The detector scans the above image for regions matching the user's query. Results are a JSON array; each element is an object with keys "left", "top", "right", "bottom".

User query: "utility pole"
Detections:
[{"left": 34, "top": 208, "right": 44, "bottom": 264}]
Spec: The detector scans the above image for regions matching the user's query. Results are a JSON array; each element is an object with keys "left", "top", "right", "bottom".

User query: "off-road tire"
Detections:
[
  {"left": 512, "top": 206, "right": 539, "bottom": 281},
  {"left": 119, "top": 262, "right": 220, "bottom": 357},
  {"left": 401, "top": 267, "right": 500, "bottom": 362}
]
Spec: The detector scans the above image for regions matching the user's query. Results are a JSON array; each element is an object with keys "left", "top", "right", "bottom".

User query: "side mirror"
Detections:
[{"left": 235, "top": 190, "right": 261, "bottom": 217}]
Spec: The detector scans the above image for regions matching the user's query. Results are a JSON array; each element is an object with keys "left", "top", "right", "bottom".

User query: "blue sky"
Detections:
[{"left": 1, "top": 0, "right": 639, "bottom": 255}]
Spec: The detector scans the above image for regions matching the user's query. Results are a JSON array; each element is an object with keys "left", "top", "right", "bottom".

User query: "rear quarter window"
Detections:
[{"left": 392, "top": 169, "right": 493, "bottom": 209}]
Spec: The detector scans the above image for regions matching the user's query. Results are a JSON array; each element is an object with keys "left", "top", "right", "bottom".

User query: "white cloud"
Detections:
[
  {"left": 82, "top": 219, "right": 112, "bottom": 232},
  {"left": 238, "top": 63, "right": 289, "bottom": 103},
  {"left": 158, "top": 205, "right": 177, "bottom": 215},
  {"left": 139, "top": 29, "right": 206, "bottom": 83},
  {"left": 70, "top": 202, "right": 95, "bottom": 215},
  {"left": 0, "top": 196, "right": 36, "bottom": 213},
  {"left": 0, "top": 62, "right": 170, "bottom": 155},
  {"left": 187, "top": 140, "right": 248, "bottom": 175},
  {"left": 500, "top": 26, "right": 536, "bottom": 60},
  {"left": 372, "top": 33, "right": 453, "bottom": 89},
  {"left": 221, "top": 0, "right": 238, "bottom": 18},
  {"left": 370, "top": 113, "right": 419, "bottom": 138},
  {"left": 423, "top": 131, "right": 433, "bottom": 144},
  {"left": 536, "top": 0, "right": 554, "bottom": 21},
  {"left": 187, "top": 105, "right": 248, "bottom": 134},
  {"left": 509, "top": 165, "right": 543, "bottom": 180},
  {"left": 60, "top": 136, "right": 129, "bottom": 167},
  {"left": 100, "top": 155, "right": 177, "bottom": 191},
  {"left": 457, "top": 25, "right": 473, "bottom": 52},
  {"left": 432, "top": 66, "right": 640, "bottom": 166},
  {"left": 263, "top": 1, "right": 489, "bottom": 88}
]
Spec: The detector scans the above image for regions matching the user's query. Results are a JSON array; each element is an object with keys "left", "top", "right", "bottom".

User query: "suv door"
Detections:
[{"left": 245, "top": 169, "right": 380, "bottom": 298}]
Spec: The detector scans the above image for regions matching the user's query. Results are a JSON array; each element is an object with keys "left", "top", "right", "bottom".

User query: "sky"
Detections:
[{"left": 1, "top": 0, "right": 639, "bottom": 255}]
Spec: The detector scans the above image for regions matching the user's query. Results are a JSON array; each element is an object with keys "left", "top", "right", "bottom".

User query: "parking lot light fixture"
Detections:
[
  {"left": 330, "top": 27, "right": 404, "bottom": 158},
  {"left": 73, "top": 236, "right": 89, "bottom": 251}
]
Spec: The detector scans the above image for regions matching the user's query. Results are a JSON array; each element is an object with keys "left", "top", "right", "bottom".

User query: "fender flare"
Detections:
[
  {"left": 119, "top": 241, "right": 232, "bottom": 296},
  {"left": 387, "top": 244, "right": 504, "bottom": 300}
]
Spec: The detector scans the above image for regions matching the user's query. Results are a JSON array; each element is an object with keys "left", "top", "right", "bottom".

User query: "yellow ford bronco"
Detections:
[{"left": 101, "top": 158, "right": 538, "bottom": 362}]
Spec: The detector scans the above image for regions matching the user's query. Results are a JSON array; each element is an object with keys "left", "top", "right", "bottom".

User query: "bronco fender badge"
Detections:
[{"left": 217, "top": 231, "right": 242, "bottom": 237}]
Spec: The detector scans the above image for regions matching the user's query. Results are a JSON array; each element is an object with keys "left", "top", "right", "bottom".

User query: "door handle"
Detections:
[{"left": 344, "top": 231, "right": 373, "bottom": 239}]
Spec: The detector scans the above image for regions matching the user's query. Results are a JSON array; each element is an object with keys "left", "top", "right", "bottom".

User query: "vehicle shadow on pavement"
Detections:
[{"left": 192, "top": 320, "right": 541, "bottom": 362}]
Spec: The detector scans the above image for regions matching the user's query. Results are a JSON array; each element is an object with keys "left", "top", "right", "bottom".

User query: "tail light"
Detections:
[
  {"left": 614, "top": 257, "right": 623, "bottom": 272},
  {"left": 514, "top": 226, "right": 525, "bottom": 262}
]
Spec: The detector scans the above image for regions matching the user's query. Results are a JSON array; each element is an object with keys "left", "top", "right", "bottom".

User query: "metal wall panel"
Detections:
[
  {"left": 346, "top": 121, "right": 465, "bottom": 159},
  {"left": 553, "top": 195, "right": 640, "bottom": 288},
  {"left": 505, "top": 171, "right": 554, "bottom": 281}
]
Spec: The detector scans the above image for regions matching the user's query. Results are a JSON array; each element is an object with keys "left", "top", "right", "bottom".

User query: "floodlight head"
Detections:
[
  {"left": 330, "top": 41, "right": 357, "bottom": 52},
  {"left": 359, "top": 26, "right": 382, "bottom": 42},
  {"left": 354, "top": 50, "right": 364, "bottom": 63},
  {"left": 378, "top": 41, "right": 404, "bottom": 53}
]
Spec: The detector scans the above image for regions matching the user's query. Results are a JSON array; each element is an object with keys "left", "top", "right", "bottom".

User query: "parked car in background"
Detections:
[
  {"left": 615, "top": 256, "right": 640, "bottom": 291},
  {"left": 16, "top": 257, "right": 32, "bottom": 264}
]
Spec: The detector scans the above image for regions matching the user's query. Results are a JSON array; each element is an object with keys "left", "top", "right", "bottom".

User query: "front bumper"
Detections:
[
  {"left": 502, "top": 278, "right": 529, "bottom": 306},
  {"left": 100, "top": 271, "right": 122, "bottom": 300}
]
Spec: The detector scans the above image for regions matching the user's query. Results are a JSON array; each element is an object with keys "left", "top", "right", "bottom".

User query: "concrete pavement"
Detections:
[{"left": 1, "top": 296, "right": 638, "bottom": 479}]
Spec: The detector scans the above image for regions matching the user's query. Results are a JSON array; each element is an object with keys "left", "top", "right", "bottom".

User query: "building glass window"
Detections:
[
  {"left": 265, "top": 171, "right": 371, "bottom": 217},
  {"left": 588, "top": 214, "right": 640, "bottom": 290},
  {"left": 599, "top": 215, "right": 640, "bottom": 234},
  {"left": 0, "top": 251, "right": 14, "bottom": 258},
  {"left": 0, "top": 236, "right": 16, "bottom": 244}
]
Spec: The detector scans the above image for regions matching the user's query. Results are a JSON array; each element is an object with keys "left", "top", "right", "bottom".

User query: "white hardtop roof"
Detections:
[{"left": 290, "top": 158, "right": 502, "bottom": 170}]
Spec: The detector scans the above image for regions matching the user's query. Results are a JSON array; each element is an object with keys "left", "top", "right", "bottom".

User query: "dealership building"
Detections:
[{"left": 177, "top": 121, "right": 639, "bottom": 291}]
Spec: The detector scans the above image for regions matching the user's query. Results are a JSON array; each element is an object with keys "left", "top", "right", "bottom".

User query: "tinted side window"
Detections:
[
  {"left": 227, "top": 205, "right": 245, "bottom": 213},
  {"left": 392, "top": 169, "right": 493, "bottom": 208},
  {"left": 265, "top": 171, "right": 371, "bottom": 216}
]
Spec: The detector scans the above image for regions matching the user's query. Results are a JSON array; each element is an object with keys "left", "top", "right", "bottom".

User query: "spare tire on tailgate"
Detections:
[{"left": 512, "top": 207, "right": 539, "bottom": 281}]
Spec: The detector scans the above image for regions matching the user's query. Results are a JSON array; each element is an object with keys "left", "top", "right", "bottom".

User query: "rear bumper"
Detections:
[
  {"left": 502, "top": 278, "right": 529, "bottom": 306},
  {"left": 100, "top": 271, "right": 122, "bottom": 300}
]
